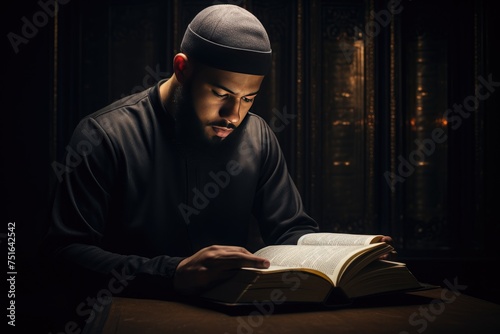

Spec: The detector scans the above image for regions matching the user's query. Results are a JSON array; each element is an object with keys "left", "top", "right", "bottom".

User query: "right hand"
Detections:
[{"left": 173, "top": 245, "right": 270, "bottom": 295}]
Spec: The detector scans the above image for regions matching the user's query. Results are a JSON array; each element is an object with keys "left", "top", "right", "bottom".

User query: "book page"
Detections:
[
  {"left": 339, "top": 260, "right": 423, "bottom": 298},
  {"left": 297, "top": 232, "right": 383, "bottom": 246},
  {"left": 253, "top": 243, "right": 386, "bottom": 283}
]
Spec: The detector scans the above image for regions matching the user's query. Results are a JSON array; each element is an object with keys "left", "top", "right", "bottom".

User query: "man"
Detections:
[{"left": 42, "top": 3, "right": 320, "bottom": 311}]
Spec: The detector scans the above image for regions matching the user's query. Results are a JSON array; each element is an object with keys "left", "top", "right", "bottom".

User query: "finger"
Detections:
[
  {"left": 380, "top": 236, "right": 393, "bottom": 244},
  {"left": 217, "top": 246, "right": 270, "bottom": 267},
  {"left": 379, "top": 250, "right": 398, "bottom": 261},
  {"left": 225, "top": 254, "right": 270, "bottom": 269},
  {"left": 206, "top": 245, "right": 254, "bottom": 256},
  {"left": 210, "top": 252, "right": 270, "bottom": 270},
  {"left": 389, "top": 250, "right": 398, "bottom": 259}
]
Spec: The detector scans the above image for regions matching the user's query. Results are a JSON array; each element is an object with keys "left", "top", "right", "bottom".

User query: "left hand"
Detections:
[{"left": 379, "top": 236, "right": 398, "bottom": 261}]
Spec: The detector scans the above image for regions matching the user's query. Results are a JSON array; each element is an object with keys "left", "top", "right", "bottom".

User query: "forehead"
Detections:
[{"left": 193, "top": 64, "right": 265, "bottom": 95}]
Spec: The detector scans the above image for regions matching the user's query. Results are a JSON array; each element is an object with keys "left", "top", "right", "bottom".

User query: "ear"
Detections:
[{"left": 173, "top": 53, "right": 191, "bottom": 84}]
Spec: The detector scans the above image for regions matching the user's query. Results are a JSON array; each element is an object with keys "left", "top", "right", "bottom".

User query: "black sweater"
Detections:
[{"left": 42, "top": 80, "right": 318, "bottom": 304}]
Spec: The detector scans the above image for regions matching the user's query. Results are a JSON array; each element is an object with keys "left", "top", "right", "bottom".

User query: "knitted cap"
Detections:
[{"left": 180, "top": 4, "right": 272, "bottom": 75}]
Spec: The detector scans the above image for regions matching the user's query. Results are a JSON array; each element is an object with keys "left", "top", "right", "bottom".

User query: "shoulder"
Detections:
[
  {"left": 88, "top": 89, "right": 152, "bottom": 126},
  {"left": 65, "top": 89, "right": 160, "bottom": 170},
  {"left": 246, "top": 112, "right": 269, "bottom": 128},
  {"left": 72, "top": 88, "right": 158, "bottom": 141},
  {"left": 239, "top": 112, "right": 283, "bottom": 158},
  {"left": 244, "top": 112, "right": 277, "bottom": 140}
]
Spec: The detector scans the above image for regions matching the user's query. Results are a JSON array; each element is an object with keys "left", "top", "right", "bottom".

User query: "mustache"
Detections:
[{"left": 209, "top": 120, "right": 236, "bottom": 129}]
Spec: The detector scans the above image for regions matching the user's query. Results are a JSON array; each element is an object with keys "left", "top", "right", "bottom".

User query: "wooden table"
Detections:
[{"left": 83, "top": 288, "right": 500, "bottom": 333}]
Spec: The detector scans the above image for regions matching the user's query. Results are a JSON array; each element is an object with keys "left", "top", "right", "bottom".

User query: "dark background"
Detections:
[{"left": 2, "top": 0, "right": 500, "bottom": 332}]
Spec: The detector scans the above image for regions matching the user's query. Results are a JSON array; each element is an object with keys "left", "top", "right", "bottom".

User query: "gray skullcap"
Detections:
[{"left": 180, "top": 4, "right": 272, "bottom": 75}]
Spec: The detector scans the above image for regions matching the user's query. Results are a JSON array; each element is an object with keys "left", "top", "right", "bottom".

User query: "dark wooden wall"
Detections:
[{"left": 3, "top": 0, "right": 499, "bottom": 329}]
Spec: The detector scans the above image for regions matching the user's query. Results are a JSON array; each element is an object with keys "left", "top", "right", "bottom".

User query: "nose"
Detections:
[{"left": 220, "top": 97, "right": 241, "bottom": 124}]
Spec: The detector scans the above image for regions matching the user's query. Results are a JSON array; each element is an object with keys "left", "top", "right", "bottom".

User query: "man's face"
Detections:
[{"left": 174, "top": 65, "right": 265, "bottom": 146}]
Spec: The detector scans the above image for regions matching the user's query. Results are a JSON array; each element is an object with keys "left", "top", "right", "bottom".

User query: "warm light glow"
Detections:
[
  {"left": 333, "top": 161, "right": 351, "bottom": 166},
  {"left": 332, "top": 120, "right": 351, "bottom": 126}
]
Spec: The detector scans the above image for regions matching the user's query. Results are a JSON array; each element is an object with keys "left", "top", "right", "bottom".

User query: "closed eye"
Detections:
[
  {"left": 242, "top": 96, "right": 255, "bottom": 103},
  {"left": 212, "top": 90, "right": 228, "bottom": 99}
]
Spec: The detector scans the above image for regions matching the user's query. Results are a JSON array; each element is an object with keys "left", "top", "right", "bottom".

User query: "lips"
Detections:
[{"left": 212, "top": 126, "right": 233, "bottom": 138}]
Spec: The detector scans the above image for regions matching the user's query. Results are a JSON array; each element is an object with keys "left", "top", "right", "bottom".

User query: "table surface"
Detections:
[{"left": 83, "top": 287, "right": 500, "bottom": 334}]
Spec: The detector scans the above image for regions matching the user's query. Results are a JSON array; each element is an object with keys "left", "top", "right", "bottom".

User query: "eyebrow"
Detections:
[{"left": 212, "top": 83, "right": 260, "bottom": 96}]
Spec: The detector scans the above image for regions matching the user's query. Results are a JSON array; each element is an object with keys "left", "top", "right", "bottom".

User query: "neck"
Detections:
[{"left": 159, "top": 75, "right": 180, "bottom": 118}]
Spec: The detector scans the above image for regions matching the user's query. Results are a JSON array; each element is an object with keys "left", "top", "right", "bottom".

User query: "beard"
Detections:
[{"left": 172, "top": 82, "right": 225, "bottom": 149}]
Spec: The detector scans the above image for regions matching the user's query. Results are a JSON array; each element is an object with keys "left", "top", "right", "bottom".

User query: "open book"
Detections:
[{"left": 201, "top": 233, "right": 427, "bottom": 306}]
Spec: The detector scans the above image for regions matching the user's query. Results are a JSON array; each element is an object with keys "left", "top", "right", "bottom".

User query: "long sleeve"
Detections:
[
  {"left": 41, "top": 83, "right": 320, "bottom": 309},
  {"left": 251, "top": 117, "right": 319, "bottom": 245},
  {"left": 42, "top": 115, "right": 184, "bottom": 299}
]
